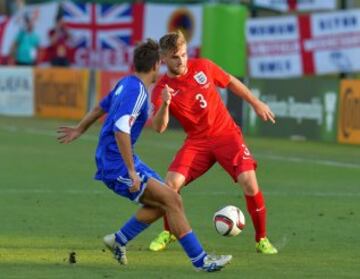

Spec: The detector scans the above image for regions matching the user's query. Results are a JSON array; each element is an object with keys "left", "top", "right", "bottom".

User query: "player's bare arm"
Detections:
[
  {"left": 227, "top": 75, "right": 276, "bottom": 124},
  {"left": 57, "top": 105, "right": 105, "bottom": 144},
  {"left": 152, "top": 84, "right": 173, "bottom": 133},
  {"left": 115, "top": 131, "right": 141, "bottom": 192}
]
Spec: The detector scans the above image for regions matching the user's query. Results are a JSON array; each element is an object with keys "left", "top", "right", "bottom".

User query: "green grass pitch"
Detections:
[{"left": 0, "top": 116, "right": 359, "bottom": 278}]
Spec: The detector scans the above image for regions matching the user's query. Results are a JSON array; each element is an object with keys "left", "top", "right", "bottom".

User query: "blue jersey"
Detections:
[{"left": 94, "top": 75, "right": 149, "bottom": 181}]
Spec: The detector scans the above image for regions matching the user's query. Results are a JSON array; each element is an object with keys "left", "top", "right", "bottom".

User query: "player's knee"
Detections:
[
  {"left": 171, "top": 192, "right": 183, "bottom": 209},
  {"left": 237, "top": 171, "right": 259, "bottom": 195},
  {"left": 165, "top": 179, "right": 182, "bottom": 192},
  {"left": 243, "top": 185, "right": 258, "bottom": 196},
  {"left": 165, "top": 172, "right": 186, "bottom": 192},
  {"left": 165, "top": 191, "right": 183, "bottom": 211}
]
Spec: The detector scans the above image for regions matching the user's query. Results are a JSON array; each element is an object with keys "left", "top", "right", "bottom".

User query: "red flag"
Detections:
[{"left": 0, "top": 16, "right": 9, "bottom": 64}]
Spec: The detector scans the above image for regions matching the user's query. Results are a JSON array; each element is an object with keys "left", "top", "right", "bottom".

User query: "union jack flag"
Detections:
[{"left": 62, "top": 2, "right": 144, "bottom": 69}]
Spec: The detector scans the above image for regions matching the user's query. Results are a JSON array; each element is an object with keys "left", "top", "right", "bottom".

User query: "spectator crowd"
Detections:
[{"left": 4, "top": 1, "right": 72, "bottom": 67}]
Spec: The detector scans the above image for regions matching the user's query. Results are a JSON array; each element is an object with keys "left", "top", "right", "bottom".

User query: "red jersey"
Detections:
[
  {"left": 48, "top": 27, "right": 70, "bottom": 60},
  {"left": 151, "top": 58, "right": 239, "bottom": 139}
]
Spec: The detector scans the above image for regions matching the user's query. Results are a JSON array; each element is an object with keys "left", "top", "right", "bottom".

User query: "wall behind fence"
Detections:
[
  {"left": 338, "top": 80, "right": 360, "bottom": 144},
  {"left": 244, "top": 77, "right": 339, "bottom": 142},
  {"left": 1, "top": 66, "right": 359, "bottom": 145},
  {"left": 0, "top": 66, "right": 34, "bottom": 116},
  {"left": 35, "top": 67, "right": 89, "bottom": 120}
]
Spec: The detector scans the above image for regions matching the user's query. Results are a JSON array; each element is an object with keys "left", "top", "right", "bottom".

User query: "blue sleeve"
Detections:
[
  {"left": 112, "top": 82, "right": 147, "bottom": 133},
  {"left": 99, "top": 91, "right": 114, "bottom": 113},
  {"left": 100, "top": 80, "right": 129, "bottom": 112}
]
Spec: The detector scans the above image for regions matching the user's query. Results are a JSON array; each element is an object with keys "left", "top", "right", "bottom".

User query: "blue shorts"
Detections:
[{"left": 102, "top": 162, "right": 163, "bottom": 204}]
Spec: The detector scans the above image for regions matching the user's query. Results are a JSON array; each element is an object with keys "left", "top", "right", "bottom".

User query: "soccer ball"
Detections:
[{"left": 213, "top": 205, "right": 245, "bottom": 237}]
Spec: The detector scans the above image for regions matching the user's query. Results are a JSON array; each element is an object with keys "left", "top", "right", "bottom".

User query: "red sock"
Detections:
[
  {"left": 245, "top": 191, "right": 267, "bottom": 242},
  {"left": 163, "top": 215, "right": 171, "bottom": 232}
]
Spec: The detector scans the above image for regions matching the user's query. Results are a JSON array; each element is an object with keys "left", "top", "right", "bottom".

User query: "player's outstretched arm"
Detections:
[
  {"left": 57, "top": 105, "right": 105, "bottom": 144},
  {"left": 227, "top": 75, "right": 276, "bottom": 124},
  {"left": 152, "top": 84, "right": 172, "bottom": 133}
]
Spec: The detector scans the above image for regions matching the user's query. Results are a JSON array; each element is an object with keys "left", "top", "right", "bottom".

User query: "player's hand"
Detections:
[
  {"left": 162, "top": 84, "right": 174, "bottom": 105},
  {"left": 57, "top": 126, "right": 82, "bottom": 144},
  {"left": 128, "top": 170, "right": 141, "bottom": 193},
  {"left": 252, "top": 100, "right": 276, "bottom": 124}
]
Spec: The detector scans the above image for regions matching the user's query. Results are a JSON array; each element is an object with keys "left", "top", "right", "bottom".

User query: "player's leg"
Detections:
[
  {"left": 104, "top": 166, "right": 231, "bottom": 270},
  {"left": 103, "top": 176, "right": 186, "bottom": 265},
  {"left": 141, "top": 178, "right": 232, "bottom": 271},
  {"left": 141, "top": 178, "right": 189, "bottom": 234},
  {"left": 165, "top": 138, "right": 216, "bottom": 190},
  {"left": 237, "top": 170, "right": 265, "bottom": 243},
  {"left": 149, "top": 139, "right": 215, "bottom": 251},
  {"left": 148, "top": 171, "right": 186, "bottom": 252},
  {"left": 104, "top": 205, "right": 163, "bottom": 265},
  {"left": 214, "top": 131, "right": 277, "bottom": 254},
  {"left": 102, "top": 176, "right": 165, "bottom": 265},
  {"left": 236, "top": 170, "right": 277, "bottom": 254},
  {"left": 148, "top": 171, "right": 186, "bottom": 251},
  {"left": 104, "top": 204, "right": 167, "bottom": 261},
  {"left": 162, "top": 171, "right": 186, "bottom": 229},
  {"left": 165, "top": 171, "right": 186, "bottom": 191}
]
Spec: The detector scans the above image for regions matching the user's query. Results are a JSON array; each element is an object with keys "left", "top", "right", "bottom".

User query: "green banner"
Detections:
[
  {"left": 244, "top": 78, "right": 339, "bottom": 142},
  {"left": 201, "top": 4, "right": 248, "bottom": 77}
]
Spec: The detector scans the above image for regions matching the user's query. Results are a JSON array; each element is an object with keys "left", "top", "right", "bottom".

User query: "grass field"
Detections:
[{"left": 0, "top": 116, "right": 359, "bottom": 279}]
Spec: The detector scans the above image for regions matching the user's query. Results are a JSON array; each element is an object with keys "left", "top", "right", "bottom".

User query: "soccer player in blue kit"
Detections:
[{"left": 57, "top": 39, "right": 231, "bottom": 272}]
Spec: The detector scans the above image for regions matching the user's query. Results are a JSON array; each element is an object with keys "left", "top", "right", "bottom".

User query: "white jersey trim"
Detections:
[
  {"left": 115, "top": 115, "right": 131, "bottom": 134},
  {"left": 132, "top": 83, "right": 146, "bottom": 116},
  {"left": 114, "top": 82, "right": 146, "bottom": 134}
]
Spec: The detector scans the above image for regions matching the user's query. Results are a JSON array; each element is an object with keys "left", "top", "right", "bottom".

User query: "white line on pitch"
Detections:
[{"left": 1, "top": 124, "right": 359, "bottom": 169}]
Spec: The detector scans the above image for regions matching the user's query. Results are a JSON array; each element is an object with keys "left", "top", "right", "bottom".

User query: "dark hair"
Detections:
[
  {"left": 159, "top": 30, "right": 186, "bottom": 54},
  {"left": 55, "top": 8, "right": 64, "bottom": 23},
  {"left": 133, "top": 39, "right": 160, "bottom": 73},
  {"left": 24, "top": 13, "right": 31, "bottom": 24}
]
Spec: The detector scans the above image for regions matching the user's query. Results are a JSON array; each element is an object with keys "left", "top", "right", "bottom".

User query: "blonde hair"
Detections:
[{"left": 159, "top": 30, "right": 187, "bottom": 54}]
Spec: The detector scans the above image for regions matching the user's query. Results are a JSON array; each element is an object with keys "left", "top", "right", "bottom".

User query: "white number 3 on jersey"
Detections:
[{"left": 195, "top": 93, "right": 208, "bottom": 108}]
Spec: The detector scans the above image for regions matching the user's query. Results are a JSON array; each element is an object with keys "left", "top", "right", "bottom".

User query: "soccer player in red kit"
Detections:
[{"left": 150, "top": 31, "right": 278, "bottom": 254}]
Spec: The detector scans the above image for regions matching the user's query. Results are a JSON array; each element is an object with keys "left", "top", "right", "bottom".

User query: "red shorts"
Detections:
[{"left": 168, "top": 129, "right": 257, "bottom": 185}]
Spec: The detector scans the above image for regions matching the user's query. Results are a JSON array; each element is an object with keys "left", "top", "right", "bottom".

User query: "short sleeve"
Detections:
[
  {"left": 205, "top": 59, "right": 231, "bottom": 88},
  {"left": 113, "top": 82, "right": 147, "bottom": 134},
  {"left": 99, "top": 90, "right": 114, "bottom": 113},
  {"left": 100, "top": 80, "right": 127, "bottom": 112}
]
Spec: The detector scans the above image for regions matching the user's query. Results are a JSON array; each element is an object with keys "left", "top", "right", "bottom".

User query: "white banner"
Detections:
[
  {"left": 246, "top": 16, "right": 302, "bottom": 78},
  {"left": 143, "top": 4, "right": 202, "bottom": 58},
  {"left": 254, "top": 0, "right": 336, "bottom": 12},
  {"left": 0, "top": 67, "right": 34, "bottom": 116},
  {"left": 254, "top": 0, "right": 288, "bottom": 11},
  {"left": 309, "top": 10, "right": 360, "bottom": 74},
  {"left": 247, "top": 9, "right": 360, "bottom": 77}
]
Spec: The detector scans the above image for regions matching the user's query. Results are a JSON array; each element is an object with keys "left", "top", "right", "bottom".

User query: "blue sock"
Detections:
[
  {"left": 115, "top": 216, "right": 149, "bottom": 246},
  {"left": 179, "top": 231, "right": 207, "bottom": 268}
]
